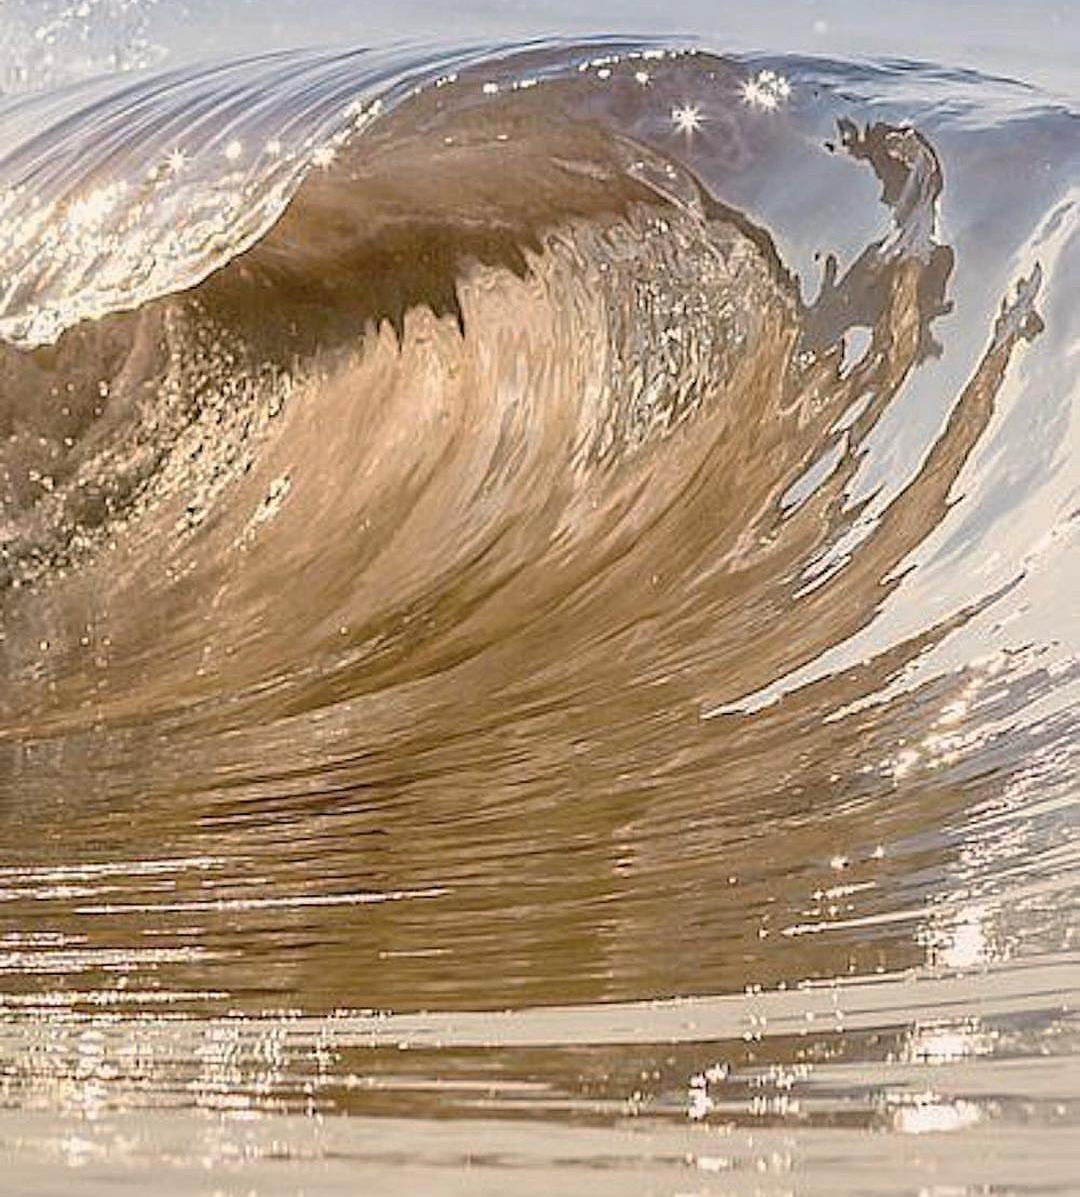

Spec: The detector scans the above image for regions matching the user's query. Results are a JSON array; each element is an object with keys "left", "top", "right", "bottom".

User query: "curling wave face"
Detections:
[{"left": 0, "top": 38, "right": 1077, "bottom": 1180}]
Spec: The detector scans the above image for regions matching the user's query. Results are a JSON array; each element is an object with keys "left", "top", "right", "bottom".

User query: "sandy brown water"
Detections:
[{"left": 0, "top": 27, "right": 1077, "bottom": 1196}]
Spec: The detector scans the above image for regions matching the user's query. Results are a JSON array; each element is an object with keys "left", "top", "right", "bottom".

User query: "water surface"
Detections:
[{"left": 0, "top": 5, "right": 1077, "bottom": 1193}]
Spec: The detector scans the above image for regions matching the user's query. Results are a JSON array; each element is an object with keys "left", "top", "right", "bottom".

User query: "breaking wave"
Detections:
[{"left": 0, "top": 39, "right": 1076, "bottom": 1024}]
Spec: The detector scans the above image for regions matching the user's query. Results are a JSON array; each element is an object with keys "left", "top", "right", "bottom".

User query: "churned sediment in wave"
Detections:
[
  {"left": 0, "top": 39, "right": 1076, "bottom": 1029},
  {"left": 0, "top": 51, "right": 1051, "bottom": 735}
]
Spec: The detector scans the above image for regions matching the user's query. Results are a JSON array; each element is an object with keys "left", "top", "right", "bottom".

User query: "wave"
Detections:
[{"left": 0, "top": 40, "right": 1076, "bottom": 1018}]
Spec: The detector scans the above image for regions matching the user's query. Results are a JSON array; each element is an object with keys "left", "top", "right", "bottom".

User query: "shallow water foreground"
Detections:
[{"left": 1, "top": 954, "right": 1078, "bottom": 1193}]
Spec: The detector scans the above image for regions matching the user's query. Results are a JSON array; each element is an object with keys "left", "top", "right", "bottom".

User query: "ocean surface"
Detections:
[{"left": 0, "top": 2, "right": 1077, "bottom": 1193}]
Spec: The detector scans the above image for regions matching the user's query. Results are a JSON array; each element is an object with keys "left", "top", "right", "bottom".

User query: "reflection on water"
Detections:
[{"left": 0, "top": 26, "right": 1077, "bottom": 1197}]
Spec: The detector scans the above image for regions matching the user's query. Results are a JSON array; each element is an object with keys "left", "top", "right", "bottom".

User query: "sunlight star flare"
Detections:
[{"left": 671, "top": 102, "right": 704, "bottom": 136}]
